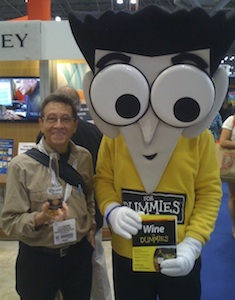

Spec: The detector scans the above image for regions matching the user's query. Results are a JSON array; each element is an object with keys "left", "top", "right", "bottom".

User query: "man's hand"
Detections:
[
  {"left": 86, "top": 229, "right": 95, "bottom": 248},
  {"left": 160, "top": 237, "right": 202, "bottom": 277},
  {"left": 35, "top": 201, "right": 69, "bottom": 227},
  {"left": 105, "top": 203, "right": 142, "bottom": 239}
]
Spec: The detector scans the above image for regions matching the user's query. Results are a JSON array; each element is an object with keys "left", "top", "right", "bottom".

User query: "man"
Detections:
[
  {"left": 36, "top": 86, "right": 113, "bottom": 300},
  {"left": 2, "top": 93, "right": 95, "bottom": 300},
  {"left": 69, "top": 6, "right": 235, "bottom": 300}
]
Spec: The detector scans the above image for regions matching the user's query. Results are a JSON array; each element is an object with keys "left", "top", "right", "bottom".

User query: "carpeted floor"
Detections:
[{"left": 201, "top": 182, "right": 235, "bottom": 300}]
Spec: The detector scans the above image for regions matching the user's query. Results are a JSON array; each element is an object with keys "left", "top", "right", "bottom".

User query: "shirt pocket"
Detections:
[{"left": 29, "top": 190, "right": 47, "bottom": 212}]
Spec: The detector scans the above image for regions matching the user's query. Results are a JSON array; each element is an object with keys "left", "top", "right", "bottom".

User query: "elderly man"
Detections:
[{"left": 2, "top": 93, "right": 95, "bottom": 300}]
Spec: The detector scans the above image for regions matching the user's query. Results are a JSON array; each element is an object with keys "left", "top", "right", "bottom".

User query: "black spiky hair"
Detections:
[{"left": 69, "top": 5, "right": 235, "bottom": 75}]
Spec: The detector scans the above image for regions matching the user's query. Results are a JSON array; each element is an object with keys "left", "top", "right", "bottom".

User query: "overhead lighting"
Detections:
[
  {"left": 55, "top": 16, "right": 61, "bottom": 22},
  {"left": 130, "top": 0, "right": 137, "bottom": 3},
  {"left": 117, "top": 0, "right": 124, "bottom": 4}
]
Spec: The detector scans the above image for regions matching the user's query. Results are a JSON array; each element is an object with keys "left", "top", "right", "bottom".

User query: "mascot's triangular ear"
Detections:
[
  {"left": 183, "top": 66, "right": 228, "bottom": 139},
  {"left": 83, "top": 71, "right": 120, "bottom": 138}
]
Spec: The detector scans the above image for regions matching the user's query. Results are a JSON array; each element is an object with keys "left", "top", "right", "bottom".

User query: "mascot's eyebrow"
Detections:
[
  {"left": 171, "top": 53, "right": 208, "bottom": 70},
  {"left": 96, "top": 53, "right": 131, "bottom": 69}
]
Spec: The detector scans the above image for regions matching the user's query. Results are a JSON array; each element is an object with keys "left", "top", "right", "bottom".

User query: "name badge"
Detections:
[{"left": 53, "top": 219, "right": 77, "bottom": 245}]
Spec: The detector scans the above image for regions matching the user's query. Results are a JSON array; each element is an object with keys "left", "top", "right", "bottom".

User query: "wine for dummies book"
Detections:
[{"left": 132, "top": 214, "right": 177, "bottom": 272}]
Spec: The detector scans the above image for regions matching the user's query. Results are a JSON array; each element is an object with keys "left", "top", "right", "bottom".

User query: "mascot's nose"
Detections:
[
  {"left": 174, "top": 97, "right": 200, "bottom": 123},
  {"left": 138, "top": 108, "right": 159, "bottom": 145}
]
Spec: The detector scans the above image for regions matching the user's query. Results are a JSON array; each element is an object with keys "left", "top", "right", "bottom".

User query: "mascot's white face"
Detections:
[{"left": 84, "top": 49, "right": 228, "bottom": 194}]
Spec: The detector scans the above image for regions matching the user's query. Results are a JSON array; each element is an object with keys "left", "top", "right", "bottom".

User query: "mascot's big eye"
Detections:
[
  {"left": 90, "top": 64, "right": 149, "bottom": 126},
  {"left": 151, "top": 64, "right": 215, "bottom": 127}
]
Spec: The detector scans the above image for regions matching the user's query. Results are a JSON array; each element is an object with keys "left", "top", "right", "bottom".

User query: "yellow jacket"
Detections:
[{"left": 94, "top": 130, "right": 222, "bottom": 258}]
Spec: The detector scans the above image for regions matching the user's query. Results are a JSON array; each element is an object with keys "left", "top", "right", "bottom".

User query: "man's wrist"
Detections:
[{"left": 34, "top": 211, "right": 50, "bottom": 227}]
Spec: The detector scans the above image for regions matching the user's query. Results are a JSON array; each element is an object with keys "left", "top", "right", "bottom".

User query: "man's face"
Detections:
[
  {"left": 39, "top": 102, "right": 78, "bottom": 154},
  {"left": 84, "top": 49, "right": 227, "bottom": 193}
]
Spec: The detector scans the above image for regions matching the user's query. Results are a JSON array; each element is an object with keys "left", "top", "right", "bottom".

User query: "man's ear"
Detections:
[
  {"left": 83, "top": 71, "right": 120, "bottom": 138},
  {"left": 183, "top": 66, "right": 228, "bottom": 139},
  {"left": 38, "top": 117, "right": 44, "bottom": 134}
]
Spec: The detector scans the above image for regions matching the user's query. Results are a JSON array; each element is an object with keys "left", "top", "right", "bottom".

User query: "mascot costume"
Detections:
[{"left": 69, "top": 6, "right": 235, "bottom": 300}]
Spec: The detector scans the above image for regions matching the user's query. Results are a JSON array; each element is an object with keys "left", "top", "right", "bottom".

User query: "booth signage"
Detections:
[{"left": 0, "top": 21, "right": 41, "bottom": 60}]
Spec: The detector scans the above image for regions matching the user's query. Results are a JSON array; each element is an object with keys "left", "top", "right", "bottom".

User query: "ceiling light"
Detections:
[
  {"left": 117, "top": 0, "right": 124, "bottom": 4},
  {"left": 55, "top": 16, "right": 61, "bottom": 22},
  {"left": 130, "top": 0, "right": 137, "bottom": 4}
]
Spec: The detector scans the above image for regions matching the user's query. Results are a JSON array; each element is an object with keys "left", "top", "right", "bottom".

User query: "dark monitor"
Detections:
[{"left": 0, "top": 77, "right": 40, "bottom": 122}]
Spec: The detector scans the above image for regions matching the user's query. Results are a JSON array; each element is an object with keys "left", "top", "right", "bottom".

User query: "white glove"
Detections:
[
  {"left": 105, "top": 202, "right": 142, "bottom": 239},
  {"left": 160, "top": 237, "right": 202, "bottom": 277}
]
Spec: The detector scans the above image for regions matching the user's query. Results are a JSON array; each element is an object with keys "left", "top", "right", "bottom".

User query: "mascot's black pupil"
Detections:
[
  {"left": 116, "top": 94, "right": 140, "bottom": 119},
  {"left": 174, "top": 97, "right": 200, "bottom": 122}
]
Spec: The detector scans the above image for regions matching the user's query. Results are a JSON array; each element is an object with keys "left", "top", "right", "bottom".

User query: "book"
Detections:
[
  {"left": 0, "top": 139, "right": 14, "bottom": 174},
  {"left": 132, "top": 214, "right": 177, "bottom": 272}
]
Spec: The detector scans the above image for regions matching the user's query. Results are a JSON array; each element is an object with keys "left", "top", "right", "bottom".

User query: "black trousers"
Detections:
[
  {"left": 16, "top": 238, "right": 94, "bottom": 300},
  {"left": 113, "top": 251, "right": 201, "bottom": 300}
]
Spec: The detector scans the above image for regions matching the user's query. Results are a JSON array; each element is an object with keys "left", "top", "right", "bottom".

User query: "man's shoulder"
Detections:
[
  {"left": 74, "top": 143, "right": 91, "bottom": 153},
  {"left": 8, "top": 151, "right": 39, "bottom": 170}
]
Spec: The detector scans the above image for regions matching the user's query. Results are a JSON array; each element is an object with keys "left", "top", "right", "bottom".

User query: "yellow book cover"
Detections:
[{"left": 132, "top": 214, "right": 177, "bottom": 272}]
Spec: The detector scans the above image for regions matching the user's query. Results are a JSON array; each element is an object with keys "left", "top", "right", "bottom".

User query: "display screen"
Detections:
[{"left": 0, "top": 77, "right": 40, "bottom": 121}]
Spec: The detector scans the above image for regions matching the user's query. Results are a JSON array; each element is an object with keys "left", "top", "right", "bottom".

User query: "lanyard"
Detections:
[{"left": 38, "top": 140, "right": 78, "bottom": 202}]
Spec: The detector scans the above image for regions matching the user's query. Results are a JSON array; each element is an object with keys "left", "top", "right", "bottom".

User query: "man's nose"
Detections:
[{"left": 54, "top": 118, "right": 64, "bottom": 126}]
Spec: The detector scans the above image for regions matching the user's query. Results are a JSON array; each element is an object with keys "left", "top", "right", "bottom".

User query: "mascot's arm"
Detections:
[
  {"left": 161, "top": 130, "right": 222, "bottom": 276},
  {"left": 94, "top": 136, "right": 142, "bottom": 239},
  {"left": 185, "top": 129, "right": 222, "bottom": 244}
]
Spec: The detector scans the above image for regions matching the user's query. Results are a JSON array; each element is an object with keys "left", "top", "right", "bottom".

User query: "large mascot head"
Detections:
[{"left": 69, "top": 6, "right": 235, "bottom": 193}]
